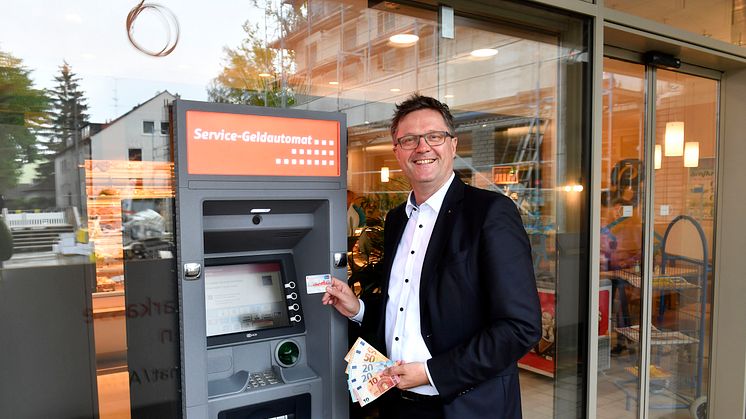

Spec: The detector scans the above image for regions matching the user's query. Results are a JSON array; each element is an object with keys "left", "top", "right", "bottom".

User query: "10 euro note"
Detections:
[
  {"left": 352, "top": 370, "right": 400, "bottom": 407},
  {"left": 347, "top": 360, "right": 393, "bottom": 402}
]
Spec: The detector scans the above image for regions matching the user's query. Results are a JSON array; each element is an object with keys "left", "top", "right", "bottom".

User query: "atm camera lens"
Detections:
[
  {"left": 276, "top": 341, "right": 300, "bottom": 367},
  {"left": 252, "top": 215, "right": 262, "bottom": 225}
]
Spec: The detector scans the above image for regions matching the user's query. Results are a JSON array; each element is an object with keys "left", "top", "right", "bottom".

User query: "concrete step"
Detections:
[
  {"left": 14, "top": 244, "right": 55, "bottom": 253},
  {"left": 10, "top": 225, "right": 76, "bottom": 254},
  {"left": 11, "top": 226, "right": 74, "bottom": 233}
]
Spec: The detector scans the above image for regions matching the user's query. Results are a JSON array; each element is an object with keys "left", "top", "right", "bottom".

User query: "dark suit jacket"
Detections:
[{"left": 363, "top": 176, "right": 541, "bottom": 418}]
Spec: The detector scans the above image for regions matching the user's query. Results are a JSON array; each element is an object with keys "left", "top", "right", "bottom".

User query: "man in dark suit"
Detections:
[{"left": 323, "top": 94, "right": 541, "bottom": 418}]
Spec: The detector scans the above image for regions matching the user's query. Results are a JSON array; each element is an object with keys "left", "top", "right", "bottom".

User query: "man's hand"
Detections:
[
  {"left": 322, "top": 277, "right": 360, "bottom": 318},
  {"left": 383, "top": 361, "right": 429, "bottom": 390}
]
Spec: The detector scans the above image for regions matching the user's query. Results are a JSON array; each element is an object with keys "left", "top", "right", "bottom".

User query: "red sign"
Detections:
[
  {"left": 492, "top": 166, "right": 518, "bottom": 185},
  {"left": 185, "top": 110, "right": 340, "bottom": 177},
  {"left": 519, "top": 288, "right": 556, "bottom": 377}
]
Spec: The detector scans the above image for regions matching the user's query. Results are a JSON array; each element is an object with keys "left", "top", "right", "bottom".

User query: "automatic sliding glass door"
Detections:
[{"left": 599, "top": 56, "right": 718, "bottom": 419}]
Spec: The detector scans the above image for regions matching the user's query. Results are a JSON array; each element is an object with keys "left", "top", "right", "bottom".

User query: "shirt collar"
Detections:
[{"left": 405, "top": 173, "right": 455, "bottom": 218}]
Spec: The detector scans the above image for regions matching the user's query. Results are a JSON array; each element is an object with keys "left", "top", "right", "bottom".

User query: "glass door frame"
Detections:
[{"left": 598, "top": 46, "right": 721, "bottom": 419}]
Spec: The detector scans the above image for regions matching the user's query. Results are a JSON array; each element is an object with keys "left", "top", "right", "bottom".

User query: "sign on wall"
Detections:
[{"left": 185, "top": 110, "right": 341, "bottom": 177}]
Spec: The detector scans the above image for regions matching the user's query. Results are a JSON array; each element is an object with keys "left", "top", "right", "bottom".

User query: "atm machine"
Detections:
[{"left": 173, "top": 100, "right": 349, "bottom": 418}]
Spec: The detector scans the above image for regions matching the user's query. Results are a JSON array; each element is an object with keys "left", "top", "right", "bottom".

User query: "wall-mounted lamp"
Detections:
[
  {"left": 562, "top": 184, "right": 583, "bottom": 193},
  {"left": 664, "top": 121, "right": 684, "bottom": 156},
  {"left": 654, "top": 144, "right": 662, "bottom": 170},
  {"left": 381, "top": 166, "right": 390, "bottom": 183},
  {"left": 684, "top": 141, "right": 699, "bottom": 167}
]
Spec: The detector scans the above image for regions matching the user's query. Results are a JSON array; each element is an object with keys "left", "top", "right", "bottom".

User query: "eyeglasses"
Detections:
[{"left": 395, "top": 131, "right": 453, "bottom": 150}]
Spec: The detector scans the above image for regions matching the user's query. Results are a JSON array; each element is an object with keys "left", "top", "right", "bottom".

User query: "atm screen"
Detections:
[{"left": 204, "top": 253, "right": 304, "bottom": 346}]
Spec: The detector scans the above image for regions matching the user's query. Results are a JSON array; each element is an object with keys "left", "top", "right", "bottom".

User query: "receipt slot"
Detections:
[{"left": 172, "top": 100, "right": 348, "bottom": 419}]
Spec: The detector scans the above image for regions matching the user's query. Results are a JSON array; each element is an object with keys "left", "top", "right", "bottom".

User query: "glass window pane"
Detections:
[
  {"left": 339, "top": 3, "right": 589, "bottom": 418},
  {"left": 598, "top": 56, "right": 647, "bottom": 418},
  {"left": 648, "top": 69, "right": 717, "bottom": 419},
  {"left": 608, "top": 1, "right": 746, "bottom": 48},
  {"left": 143, "top": 121, "right": 155, "bottom": 134}
]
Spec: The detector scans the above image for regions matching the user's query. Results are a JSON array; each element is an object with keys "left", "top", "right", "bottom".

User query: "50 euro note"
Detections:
[{"left": 346, "top": 339, "right": 390, "bottom": 374}]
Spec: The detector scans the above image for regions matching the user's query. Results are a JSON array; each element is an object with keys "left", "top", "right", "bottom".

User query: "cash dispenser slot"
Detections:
[{"left": 202, "top": 200, "right": 320, "bottom": 254}]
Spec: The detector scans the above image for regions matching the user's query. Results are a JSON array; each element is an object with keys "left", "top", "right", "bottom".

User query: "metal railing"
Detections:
[{"left": 1, "top": 210, "right": 68, "bottom": 229}]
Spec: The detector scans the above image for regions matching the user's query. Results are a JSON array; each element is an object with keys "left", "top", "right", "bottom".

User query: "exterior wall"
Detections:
[{"left": 90, "top": 92, "right": 174, "bottom": 162}]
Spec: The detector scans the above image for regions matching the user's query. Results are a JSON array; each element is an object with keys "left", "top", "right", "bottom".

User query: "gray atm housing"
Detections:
[{"left": 173, "top": 100, "right": 349, "bottom": 418}]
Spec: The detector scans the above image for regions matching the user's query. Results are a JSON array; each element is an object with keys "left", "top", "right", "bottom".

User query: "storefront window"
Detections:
[{"left": 0, "top": 1, "right": 589, "bottom": 418}]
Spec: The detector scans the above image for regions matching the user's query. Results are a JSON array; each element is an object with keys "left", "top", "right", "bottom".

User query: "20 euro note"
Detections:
[{"left": 352, "top": 370, "right": 401, "bottom": 407}]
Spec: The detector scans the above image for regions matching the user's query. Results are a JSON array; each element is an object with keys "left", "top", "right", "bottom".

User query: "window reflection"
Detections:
[
  {"left": 1, "top": 1, "right": 588, "bottom": 418},
  {"left": 609, "top": 0, "right": 746, "bottom": 47}
]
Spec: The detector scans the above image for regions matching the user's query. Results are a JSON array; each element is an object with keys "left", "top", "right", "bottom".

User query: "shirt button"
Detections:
[
  {"left": 399, "top": 307, "right": 404, "bottom": 312},
  {"left": 419, "top": 224, "right": 423, "bottom": 228},
  {"left": 410, "top": 250, "right": 415, "bottom": 254},
  {"left": 395, "top": 337, "right": 399, "bottom": 341},
  {"left": 405, "top": 279, "right": 409, "bottom": 283}
]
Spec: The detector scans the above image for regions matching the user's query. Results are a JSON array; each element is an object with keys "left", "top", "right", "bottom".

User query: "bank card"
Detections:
[{"left": 305, "top": 273, "right": 332, "bottom": 294}]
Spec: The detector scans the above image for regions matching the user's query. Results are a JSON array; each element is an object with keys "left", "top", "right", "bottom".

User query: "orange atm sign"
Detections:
[{"left": 185, "top": 110, "right": 341, "bottom": 177}]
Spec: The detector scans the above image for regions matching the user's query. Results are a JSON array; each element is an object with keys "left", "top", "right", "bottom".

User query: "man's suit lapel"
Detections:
[
  {"left": 420, "top": 177, "right": 465, "bottom": 316},
  {"left": 419, "top": 177, "right": 465, "bottom": 303}
]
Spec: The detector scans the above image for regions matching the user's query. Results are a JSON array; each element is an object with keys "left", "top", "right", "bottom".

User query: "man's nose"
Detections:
[{"left": 414, "top": 135, "right": 433, "bottom": 152}]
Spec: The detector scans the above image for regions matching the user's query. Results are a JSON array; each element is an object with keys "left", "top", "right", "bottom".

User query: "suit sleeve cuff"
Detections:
[
  {"left": 349, "top": 299, "right": 365, "bottom": 323},
  {"left": 424, "top": 360, "right": 436, "bottom": 388}
]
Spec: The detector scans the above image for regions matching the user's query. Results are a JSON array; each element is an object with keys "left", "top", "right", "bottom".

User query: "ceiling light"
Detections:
[
  {"left": 389, "top": 33, "right": 419, "bottom": 45},
  {"left": 654, "top": 144, "right": 662, "bottom": 170},
  {"left": 470, "top": 48, "right": 498, "bottom": 58},
  {"left": 664, "top": 121, "right": 684, "bottom": 157},
  {"left": 329, "top": 81, "right": 339, "bottom": 85},
  {"left": 381, "top": 166, "right": 390, "bottom": 183},
  {"left": 258, "top": 73, "right": 272, "bottom": 78},
  {"left": 684, "top": 142, "right": 699, "bottom": 167},
  {"left": 250, "top": 208, "right": 271, "bottom": 213},
  {"left": 390, "top": 88, "right": 401, "bottom": 92},
  {"left": 444, "top": 94, "right": 454, "bottom": 98}
]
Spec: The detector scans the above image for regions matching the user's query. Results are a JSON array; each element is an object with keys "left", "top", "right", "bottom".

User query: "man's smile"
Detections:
[{"left": 413, "top": 158, "right": 436, "bottom": 165}]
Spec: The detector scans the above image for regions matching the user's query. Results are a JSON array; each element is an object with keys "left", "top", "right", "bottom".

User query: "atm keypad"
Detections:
[{"left": 246, "top": 370, "right": 281, "bottom": 389}]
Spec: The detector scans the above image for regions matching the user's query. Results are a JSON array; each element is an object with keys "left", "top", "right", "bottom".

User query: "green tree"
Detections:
[
  {"left": 36, "top": 61, "right": 89, "bottom": 182},
  {"left": 0, "top": 50, "right": 48, "bottom": 194},
  {"left": 207, "top": 2, "right": 306, "bottom": 107}
]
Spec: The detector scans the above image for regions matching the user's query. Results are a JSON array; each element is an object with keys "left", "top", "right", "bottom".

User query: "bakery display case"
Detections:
[{"left": 85, "top": 159, "right": 175, "bottom": 293}]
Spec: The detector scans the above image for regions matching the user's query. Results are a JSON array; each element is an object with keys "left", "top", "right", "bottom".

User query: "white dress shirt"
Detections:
[{"left": 352, "top": 173, "right": 454, "bottom": 395}]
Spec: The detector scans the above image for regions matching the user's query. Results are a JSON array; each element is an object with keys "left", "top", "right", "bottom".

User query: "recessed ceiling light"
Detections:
[
  {"left": 258, "top": 72, "right": 272, "bottom": 78},
  {"left": 250, "top": 208, "right": 271, "bottom": 213},
  {"left": 329, "top": 81, "right": 339, "bottom": 85},
  {"left": 470, "top": 48, "right": 498, "bottom": 58},
  {"left": 389, "top": 34, "right": 419, "bottom": 45},
  {"left": 390, "top": 88, "right": 401, "bottom": 92},
  {"left": 444, "top": 94, "right": 454, "bottom": 98}
]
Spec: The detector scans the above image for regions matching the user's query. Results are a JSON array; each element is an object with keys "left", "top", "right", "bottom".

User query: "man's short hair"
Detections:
[{"left": 390, "top": 93, "right": 456, "bottom": 143}]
